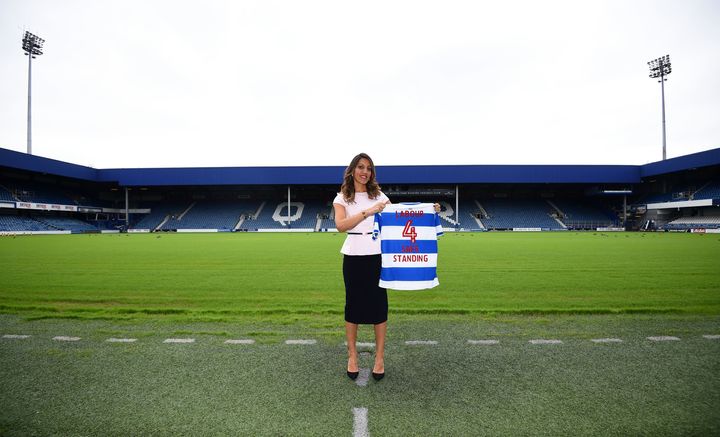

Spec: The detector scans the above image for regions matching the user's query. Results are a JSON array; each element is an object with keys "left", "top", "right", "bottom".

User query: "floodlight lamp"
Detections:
[{"left": 22, "top": 31, "right": 44, "bottom": 57}]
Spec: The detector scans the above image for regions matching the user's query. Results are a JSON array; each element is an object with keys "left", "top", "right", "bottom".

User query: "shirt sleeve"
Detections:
[{"left": 332, "top": 193, "right": 346, "bottom": 206}]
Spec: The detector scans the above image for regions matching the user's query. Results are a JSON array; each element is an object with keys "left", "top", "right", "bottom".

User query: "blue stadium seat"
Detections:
[
  {"left": 479, "top": 199, "right": 564, "bottom": 230},
  {"left": 551, "top": 199, "right": 618, "bottom": 229},
  {"left": 161, "top": 200, "right": 260, "bottom": 231}
]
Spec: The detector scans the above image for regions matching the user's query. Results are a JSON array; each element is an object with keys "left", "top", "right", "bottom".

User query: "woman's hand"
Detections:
[{"left": 368, "top": 201, "right": 389, "bottom": 215}]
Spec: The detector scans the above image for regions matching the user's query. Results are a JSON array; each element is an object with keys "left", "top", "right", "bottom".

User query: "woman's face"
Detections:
[{"left": 353, "top": 158, "right": 373, "bottom": 186}]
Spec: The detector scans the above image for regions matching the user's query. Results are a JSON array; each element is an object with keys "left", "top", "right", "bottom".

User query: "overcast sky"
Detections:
[{"left": 1, "top": 0, "right": 718, "bottom": 169}]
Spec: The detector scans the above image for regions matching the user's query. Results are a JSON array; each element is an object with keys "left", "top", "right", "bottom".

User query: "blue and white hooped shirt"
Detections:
[{"left": 372, "top": 203, "right": 443, "bottom": 290}]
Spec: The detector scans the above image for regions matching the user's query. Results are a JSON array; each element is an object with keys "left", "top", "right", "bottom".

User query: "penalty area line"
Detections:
[
  {"left": 53, "top": 336, "right": 81, "bottom": 342},
  {"left": 2, "top": 334, "right": 31, "bottom": 339}
]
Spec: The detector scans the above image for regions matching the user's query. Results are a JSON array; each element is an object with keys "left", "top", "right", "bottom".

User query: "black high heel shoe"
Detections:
[
  {"left": 372, "top": 371, "right": 384, "bottom": 381},
  {"left": 347, "top": 370, "right": 359, "bottom": 380}
]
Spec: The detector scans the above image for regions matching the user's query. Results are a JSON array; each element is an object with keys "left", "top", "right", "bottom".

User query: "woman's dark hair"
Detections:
[{"left": 340, "top": 153, "right": 381, "bottom": 203}]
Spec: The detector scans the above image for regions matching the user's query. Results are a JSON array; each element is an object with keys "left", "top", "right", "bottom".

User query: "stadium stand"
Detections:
[
  {"left": 0, "top": 215, "right": 55, "bottom": 232},
  {"left": 0, "top": 185, "right": 16, "bottom": 202},
  {"left": 131, "top": 202, "right": 189, "bottom": 231},
  {"left": 642, "top": 192, "right": 678, "bottom": 203},
  {"left": 35, "top": 216, "right": 98, "bottom": 232},
  {"left": 318, "top": 201, "right": 336, "bottom": 230},
  {"left": 433, "top": 200, "right": 484, "bottom": 230},
  {"left": 664, "top": 215, "right": 720, "bottom": 230},
  {"left": 241, "top": 200, "right": 320, "bottom": 230},
  {"left": 160, "top": 200, "right": 259, "bottom": 231},
  {"left": 551, "top": 199, "right": 618, "bottom": 229},
  {"left": 693, "top": 181, "right": 720, "bottom": 200},
  {"left": 640, "top": 182, "right": 716, "bottom": 204},
  {"left": 288, "top": 201, "right": 325, "bottom": 230},
  {"left": 479, "top": 198, "right": 564, "bottom": 230},
  {"left": 4, "top": 182, "right": 77, "bottom": 205}
]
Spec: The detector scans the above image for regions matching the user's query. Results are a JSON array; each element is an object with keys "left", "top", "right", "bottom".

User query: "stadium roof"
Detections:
[{"left": 1, "top": 146, "right": 718, "bottom": 186}]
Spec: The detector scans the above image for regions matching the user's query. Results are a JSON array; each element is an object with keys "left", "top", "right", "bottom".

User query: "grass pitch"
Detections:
[
  {"left": 1, "top": 315, "right": 719, "bottom": 436},
  {"left": 0, "top": 232, "right": 718, "bottom": 322},
  {"left": 1, "top": 232, "right": 719, "bottom": 435}
]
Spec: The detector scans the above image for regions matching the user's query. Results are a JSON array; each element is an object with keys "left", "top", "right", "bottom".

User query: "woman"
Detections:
[{"left": 333, "top": 153, "right": 390, "bottom": 381}]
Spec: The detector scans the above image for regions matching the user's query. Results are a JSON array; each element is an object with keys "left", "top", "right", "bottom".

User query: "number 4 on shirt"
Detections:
[{"left": 402, "top": 220, "right": 417, "bottom": 243}]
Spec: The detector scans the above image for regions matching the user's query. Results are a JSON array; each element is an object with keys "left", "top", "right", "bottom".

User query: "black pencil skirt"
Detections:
[{"left": 343, "top": 254, "right": 388, "bottom": 325}]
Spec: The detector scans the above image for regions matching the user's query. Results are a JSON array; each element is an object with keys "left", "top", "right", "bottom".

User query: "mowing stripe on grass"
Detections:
[
  {"left": 2, "top": 334, "right": 31, "bottom": 339},
  {"left": 163, "top": 338, "right": 195, "bottom": 344},
  {"left": 405, "top": 340, "right": 438, "bottom": 345},
  {"left": 529, "top": 339, "right": 563, "bottom": 345},
  {"left": 285, "top": 339, "right": 316, "bottom": 345},
  {"left": 352, "top": 407, "right": 369, "bottom": 437},
  {"left": 53, "top": 336, "right": 81, "bottom": 342},
  {"left": 703, "top": 335, "right": 720, "bottom": 340},
  {"left": 467, "top": 339, "right": 499, "bottom": 345},
  {"left": 224, "top": 339, "right": 255, "bottom": 345},
  {"left": 647, "top": 336, "right": 680, "bottom": 341},
  {"left": 591, "top": 338, "right": 623, "bottom": 343},
  {"left": 106, "top": 338, "right": 137, "bottom": 343},
  {"left": 355, "top": 368, "right": 371, "bottom": 387}
]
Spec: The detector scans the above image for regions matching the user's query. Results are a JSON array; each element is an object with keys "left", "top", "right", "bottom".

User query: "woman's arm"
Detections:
[{"left": 333, "top": 201, "right": 388, "bottom": 233}]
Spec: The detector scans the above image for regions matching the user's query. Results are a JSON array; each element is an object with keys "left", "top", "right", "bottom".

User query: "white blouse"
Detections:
[{"left": 333, "top": 191, "right": 390, "bottom": 255}]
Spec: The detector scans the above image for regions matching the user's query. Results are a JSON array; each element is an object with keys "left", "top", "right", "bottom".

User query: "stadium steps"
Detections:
[
  {"left": 546, "top": 200, "right": 565, "bottom": 217},
  {"left": 155, "top": 215, "right": 171, "bottom": 231},
  {"left": 178, "top": 202, "right": 196, "bottom": 220},
  {"left": 233, "top": 216, "right": 246, "bottom": 231},
  {"left": 474, "top": 200, "right": 490, "bottom": 219},
  {"left": 254, "top": 201, "right": 266, "bottom": 220},
  {"left": 470, "top": 213, "right": 485, "bottom": 230}
]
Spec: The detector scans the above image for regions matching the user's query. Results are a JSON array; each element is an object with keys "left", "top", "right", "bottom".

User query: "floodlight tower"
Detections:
[
  {"left": 647, "top": 55, "right": 671, "bottom": 161},
  {"left": 22, "top": 31, "right": 45, "bottom": 155}
]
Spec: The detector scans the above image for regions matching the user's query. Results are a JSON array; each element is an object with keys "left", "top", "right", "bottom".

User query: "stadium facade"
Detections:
[{"left": 1, "top": 146, "right": 719, "bottom": 234}]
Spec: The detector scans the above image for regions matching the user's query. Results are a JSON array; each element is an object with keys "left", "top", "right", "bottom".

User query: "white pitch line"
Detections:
[
  {"left": 285, "top": 339, "right": 317, "bottom": 345},
  {"left": 163, "top": 338, "right": 195, "bottom": 344},
  {"left": 405, "top": 340, "right": 438, "bottom": 345},
  {"left": 467, "top": 340, "right": 499, "bottom": 345},
  {"left": 225, "top": 339, "right": 255, "bottom": 345},
  {"left": 647, "top": 336, "right": 680, "bottom": 342},
  {"left": 355, "top": 368, "right": 371, "bottom": 387},
  {"left": 2, "top": 334, "right": 31, "bottom": 339},
  {"left": 106, "top": 338, "right": 137, "bottom": 343},
  {"left": 529, "top": 339, "right": 563, "bottom": 345},
  {"left": 591, "top": 338, "right": 623, "bottom": 343},
  {"left": 703, "top": 335, "right": 720, "bottom": 340},
  {"left": 53, "top": 336, "right": 81, "bottom": 342},
  {"left": 352, "top": 407, "right": 369, "bottom": 437},
  {"left": 344, "top": 341, "right": 376, "bottom": 348}
]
